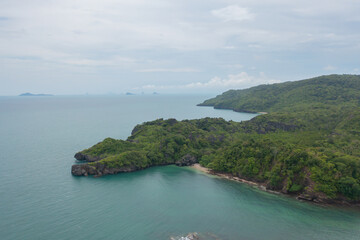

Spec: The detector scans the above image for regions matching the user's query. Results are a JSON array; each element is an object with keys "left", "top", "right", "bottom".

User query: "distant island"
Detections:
[
  {"left": 72, "top": 74, "right": 360, "bottom": 205},
  {"left": 19, "top": 92, "right": 53, "bottom": 97},
  {"left": 126, "top": 92, "right": 135, "bottom": 95}
]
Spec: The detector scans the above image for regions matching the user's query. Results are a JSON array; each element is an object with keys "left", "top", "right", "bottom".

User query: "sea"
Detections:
[{"left": 0, "top": 95, "right": 359, "bottom": 240}]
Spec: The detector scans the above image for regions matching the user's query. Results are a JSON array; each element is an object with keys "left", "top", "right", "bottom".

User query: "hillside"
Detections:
[
  {"left": 72, "top": 74, "right": 360, "bottom": 204},
  {"left": 198, "top": 74, "right": 360, "bottom": 113}
]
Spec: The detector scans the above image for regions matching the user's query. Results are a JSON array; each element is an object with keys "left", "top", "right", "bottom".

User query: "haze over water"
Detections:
[{"left": 0, "top": 95, "right": 359, "bottom": 240}]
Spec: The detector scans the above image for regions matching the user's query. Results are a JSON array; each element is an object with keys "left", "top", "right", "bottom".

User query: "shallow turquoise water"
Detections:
[{"left": 0, "top": 95, "right": 359, "bottom": 240}]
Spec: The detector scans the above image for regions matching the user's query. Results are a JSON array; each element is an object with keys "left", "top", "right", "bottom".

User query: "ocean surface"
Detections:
[{"left": 0, "top": 95, "right": 359, "bottom": 240}]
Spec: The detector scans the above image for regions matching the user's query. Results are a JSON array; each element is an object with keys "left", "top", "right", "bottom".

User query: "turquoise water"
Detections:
[{"left": 0, "top": 95, "right": 359, "bottom": 240}]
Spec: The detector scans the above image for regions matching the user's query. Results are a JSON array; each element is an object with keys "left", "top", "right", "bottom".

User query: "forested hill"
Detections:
[
  {"left": 198, "top": 74, "right": 360, "bottom": 113},
  {"left": 72, "top": 74, "right": 360, "bottom": 204}
]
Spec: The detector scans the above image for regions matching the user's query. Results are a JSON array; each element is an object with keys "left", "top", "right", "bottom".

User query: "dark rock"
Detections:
[
  {"left": 71, "top": 164, "right": 99, "bottom": 176},
  {"left": 71, "top": 162, "right": 143, "bottom": 177},
  {"left": 175, "top": 154, "right": 197, "bottom": 166},
  {"left": 74, "top": 152, "right": 101, "bottom": 162},
  {"left": 131, "top": 125, "right": 142, "bottom": 135},
  {"left": 297, "top": 193, "right": 317, "bottom": 202},
  {"left": 74, "top": 152, "right": 85, "bottom": 160},
  {"left": 72, "top": 164, "right": 86, "bottom": 176}
]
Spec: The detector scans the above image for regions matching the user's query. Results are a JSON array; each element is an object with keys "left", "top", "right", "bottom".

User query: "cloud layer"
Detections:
[
  {"left": 211, "top": 5, "right": 254, "bottom": 22},
  {"left": 138, "top": 72, "right": 278, "bottom": 93},
  {"left": 0, "top": 0, "right": 359, "bottom": 94}
]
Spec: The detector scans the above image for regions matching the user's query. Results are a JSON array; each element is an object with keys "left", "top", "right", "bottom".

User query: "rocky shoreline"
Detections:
[
  {"left": 71, "top": 163, "right": 142, "bottom": 177},
  {"left": 190, "top": 164, "right": 360, "bottom": 207},
  {"left": 71, "top": 153, "right": 197, "bottom": 177},
  {"left": 71, "top": 154, "right": 360, "bottom": 207}
]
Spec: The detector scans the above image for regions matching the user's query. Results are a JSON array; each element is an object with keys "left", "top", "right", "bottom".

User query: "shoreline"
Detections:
[
  {"left": 190, "top": 164, "right": 270, "bottom": 192},
  {"left": 190, "top": 164, "right": 360, "bottom": 208}
]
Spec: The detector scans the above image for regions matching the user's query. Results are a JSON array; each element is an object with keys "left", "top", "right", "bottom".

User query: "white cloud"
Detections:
[
  {"left": 136, "top": 68, "right": 201, "bottom": 73},
  {"left": 62, "top": 57, "right": 136, "bottom": 66},
  {"left": 212, "top": 5, "right": 254, "bottom": 22},
  {"left": 184, "top": 72, "right": 277, "bottom": 89},
  {"left": 0, "top": 0, "right": 358, "bottom": 59},
  {"left": 141, "top": 84, "right": 157, "bottom": 89},
  {"left": 222, "top": 46, "right": 237, "bottom": 49},
  {"left": 223, "top": 64, "right": 244, "bottom": 69},
  {"left": 248, "top": 44, "right": 261, "bottom": 48},
  {"left": 323, "top": 65, "right": 337, "bottom": 71},
  {"left": 292, "top": 0, "right": 357, "bottom": 17},
  {"left": 0, "top": 0, "right": 360, "bottom": 95},
  {"left": 139, "top": 72, "right": 279, "bottom": 92}
]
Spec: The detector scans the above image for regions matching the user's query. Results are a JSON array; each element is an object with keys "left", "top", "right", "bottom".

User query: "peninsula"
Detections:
[{"left": 72, "top": 74, "right": 360, "bottom": 204}]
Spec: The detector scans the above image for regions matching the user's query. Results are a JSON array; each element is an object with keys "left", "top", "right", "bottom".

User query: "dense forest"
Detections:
[{"left": 72, "top": 74, "right": 360, "bottom": 203}]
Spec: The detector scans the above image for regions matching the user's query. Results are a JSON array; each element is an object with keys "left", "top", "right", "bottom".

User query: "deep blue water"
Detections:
[{"left": 0, "top": 95, "right": 359, "bottom": 240}]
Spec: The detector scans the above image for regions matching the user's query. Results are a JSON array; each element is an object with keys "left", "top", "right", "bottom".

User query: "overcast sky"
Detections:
[{"left": 1, "top": 0, "right": 359, "bottom": 95}]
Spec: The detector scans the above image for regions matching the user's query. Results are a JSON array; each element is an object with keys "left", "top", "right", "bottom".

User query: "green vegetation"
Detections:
[
  {"left": 76, "top": 74, "right": 360, "bottom": 202},
  {"left": 198, "top": 74, "right": 360, "bottom": 113}
]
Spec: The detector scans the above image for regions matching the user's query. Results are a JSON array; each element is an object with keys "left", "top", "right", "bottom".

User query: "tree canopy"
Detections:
[{"left": 75, "top": 74, "right": 360, "bottom": 202}]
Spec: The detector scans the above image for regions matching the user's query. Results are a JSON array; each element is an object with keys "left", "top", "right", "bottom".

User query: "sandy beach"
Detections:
[{"left": 190, "top": 163, "right": 268, "bottom": 191}]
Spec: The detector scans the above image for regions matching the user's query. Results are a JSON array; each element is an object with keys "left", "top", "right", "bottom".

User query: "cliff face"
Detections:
[{"left": 71, "top": 163, "right": 141, "bottom": 177}]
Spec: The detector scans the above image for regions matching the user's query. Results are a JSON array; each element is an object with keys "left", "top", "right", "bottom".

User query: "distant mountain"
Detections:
[
  {"left": 19, "top": 92, "right": 53, "bottom": 97},
  {"left": 126, "top": 92, "right": 135, "bottom": 95}
]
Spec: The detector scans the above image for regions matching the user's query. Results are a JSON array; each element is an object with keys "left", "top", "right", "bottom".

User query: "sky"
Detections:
[{"left": 0, "top": 0, "right": 359, "bottom": 95}]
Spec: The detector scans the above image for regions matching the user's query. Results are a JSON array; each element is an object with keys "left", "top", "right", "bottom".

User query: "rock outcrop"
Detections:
[
  {"left": 175, "top": 154, "right": 197, "bottom": 166},
  {"left": 71, "top": 163, "right": 141, "bottom": 177},
  {"left": 74, "top": 152, "right": 101, "bottom": 162}
]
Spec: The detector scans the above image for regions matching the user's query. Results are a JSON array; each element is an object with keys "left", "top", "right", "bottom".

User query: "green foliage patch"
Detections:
[{"left": 78, "top": 74, "right": 360, "bottom": 201}]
